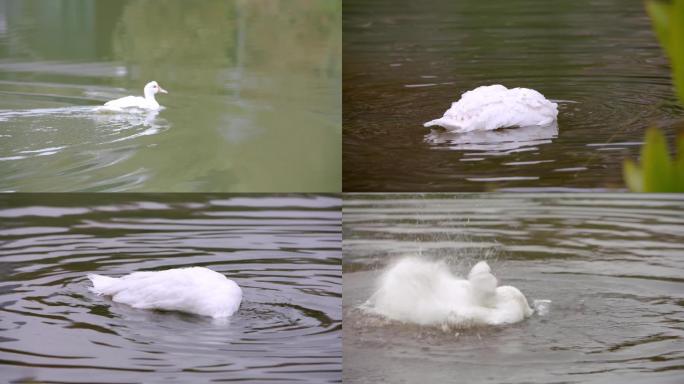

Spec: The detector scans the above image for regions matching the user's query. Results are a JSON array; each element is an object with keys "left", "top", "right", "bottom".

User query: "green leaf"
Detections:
[
  {"left": 623, "top": 159, "right": 644, "bottom": 192},
  {"left": 646, "top": 0, "right": 673, "bottom": 57},
  {"left": 627, "top": 2, "right": 684, "bottom": 192},
  {"left": 642, "top": 127, "right": 673, "bottom": 192},
  {"left": 671, "top": 0, "right": 684, "bottom": 104},
  {"left": 646, "top": 0, "right": 684, "bottom": 104},
  {"left": 675, "top": 131, "right": 684, "bottom": 191}
]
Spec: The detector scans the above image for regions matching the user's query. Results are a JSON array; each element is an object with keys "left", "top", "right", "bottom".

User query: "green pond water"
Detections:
[{"left": 0, "top": 0, "right": 341, "bottom": 192}]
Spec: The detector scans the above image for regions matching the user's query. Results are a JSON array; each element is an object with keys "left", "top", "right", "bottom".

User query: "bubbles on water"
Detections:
[{"left": 532, "top": 299, "right": 552, "bottom": 316}]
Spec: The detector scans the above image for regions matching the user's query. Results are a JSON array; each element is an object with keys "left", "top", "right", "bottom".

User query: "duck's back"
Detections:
[
  {"left": 487, "top": 285, "right": 534, "bottom": 325},
  {"left": 103, "top": 95, "right": 160, "bottom": 110},
  {"left": 104, "top": 95, "right": 145, "bottom": 109},
  {"left": 89, "top": 267, "right": 242, "bottom": 318},
  {"left": 424, "top": 84, "right": 558, "bottom": 132}
]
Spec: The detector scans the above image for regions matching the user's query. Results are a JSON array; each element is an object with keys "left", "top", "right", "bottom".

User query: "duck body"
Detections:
[
  {"left": 104, "top": 95, "right": 159, "bottom": 110},
  {"left": 367, "top": 258, "right": 533, "bottom": 327},
  {"left": 103, "top": 81, "right": 168, "bottom": 111},
  {"left": 88, "top": 267, "right": 242, "bottom": 318},
  {"left": 424, "top": 84, "right": 558, "bottom": 133}
]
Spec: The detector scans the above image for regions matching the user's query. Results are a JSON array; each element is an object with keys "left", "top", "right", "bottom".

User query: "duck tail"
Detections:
[
  {"left": 87, "top": 274, "right": 117, "bottom": 295},
  {"left": 424, "top": 118, "right": 440, "bottom": 127}
]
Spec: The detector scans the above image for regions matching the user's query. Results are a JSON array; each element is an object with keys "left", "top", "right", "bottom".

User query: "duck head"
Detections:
[
  {"left": 144, "top": 81, "right": 168, "bottom": 100},
  {"left": 467, "top": 261, "right": 498, "bottom": 307}
]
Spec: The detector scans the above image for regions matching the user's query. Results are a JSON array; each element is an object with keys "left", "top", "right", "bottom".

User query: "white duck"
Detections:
[
  {"left": 88, "top": 267, "right": 242, "bottom": 318},
  {"left": 103, "top": 81, "right": 168, "bottom": 110},
  {"left": 366, "top": 258, "right": 533, "bottom": 327},
  {"left": 424, "top": 84, "right": 558, "bottom": 133}
]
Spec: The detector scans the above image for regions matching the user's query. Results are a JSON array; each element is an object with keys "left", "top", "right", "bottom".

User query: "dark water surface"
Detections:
[
  {"left": 343, "top": 0, "right": 684, "bottom": 192},
  {"left": 0, "top": 194, "right": 342, "bottom": 383},
  {"left": 343, "top": 194, "right": 684, "bottom": 383},
  {"left": 0, "top": 0, "right": 341, "bottom": 192}
]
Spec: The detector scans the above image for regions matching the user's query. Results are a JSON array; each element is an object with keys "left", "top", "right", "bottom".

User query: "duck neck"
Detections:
[{"left": 144, "top": 89, "right": 157, "bottom": 103}]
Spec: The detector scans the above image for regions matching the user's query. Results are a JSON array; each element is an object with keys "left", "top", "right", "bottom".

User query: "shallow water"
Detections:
[
  {"left": 343, "top": 194, "right": 684, "bottom": 383},
  {"left": 343, "top": 0, "right": 684, "bottom": 191},
  {"left": 0, "top": 0, "right": 341, "bottom": 192},
  {"left": 0, "top": 194, "right": 342, "bottom": 383}
]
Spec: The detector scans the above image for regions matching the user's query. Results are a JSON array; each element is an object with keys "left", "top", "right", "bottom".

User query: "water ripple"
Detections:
[
  {"left": 343, "top": 193, "right": 684, "bottom": 383},
  {"left": 343, "top": 0, "right": 684, "bottom": 191},
  {"left": 0, "top": 195, "right": 342, "bottom": 383}
]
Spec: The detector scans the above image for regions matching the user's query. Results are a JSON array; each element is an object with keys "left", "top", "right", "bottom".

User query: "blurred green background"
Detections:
[{"left": 0, "top": 0, "right": 341, "bottom": 192}]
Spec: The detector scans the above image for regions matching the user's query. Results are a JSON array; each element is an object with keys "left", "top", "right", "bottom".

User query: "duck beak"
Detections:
[{"left": 159, "top": 86, "right": 168, "bottom": 94}]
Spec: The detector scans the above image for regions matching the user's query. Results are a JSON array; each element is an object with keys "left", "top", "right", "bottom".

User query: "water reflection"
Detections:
[{"left": 425, "top": 122, "right": 558, "bottom": 155}]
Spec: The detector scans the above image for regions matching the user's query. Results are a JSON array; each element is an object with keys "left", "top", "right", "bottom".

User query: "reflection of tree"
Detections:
[
  {"left": 113, "top": 0, "right": 341, "bottom": 85},
  {"left": 0, "top": 0, "right": 125, "bottom": 60},
  {"left": 110, "top": 0, "right": 341, "bottom": 192},
  {"left": 113, "top": 0, "right": 236, "bottom": 89},
  {"left": 240, "top": 0, "right": 341, "bottom": 76}
]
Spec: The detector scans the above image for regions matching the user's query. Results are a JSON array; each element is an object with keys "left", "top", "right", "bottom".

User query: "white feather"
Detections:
[
  {"left": 424, "top": 84, "right": 558, "bottom": 132},
  {"left": 88, "top": 267, "right": 242, "bottom": 318},
  {"left": 366, "top": 258, "right": 533, "bottom": 327},
  {"left": 103, "top": 81, "right": 168, "bottom": 111}
]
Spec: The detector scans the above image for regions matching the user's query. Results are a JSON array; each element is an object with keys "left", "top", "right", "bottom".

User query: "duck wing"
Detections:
[
  {"left": 89, "top": 271, "right": 193, "bottom": 310},
  {"left": 104, "top": 95, "right": 146, "bottom": 109},
  {"left": 89, "top": 269, "right": 242, "bottom": 318},
  {"left": 424, "top": 85, "right": 558, "bottom": 132}
]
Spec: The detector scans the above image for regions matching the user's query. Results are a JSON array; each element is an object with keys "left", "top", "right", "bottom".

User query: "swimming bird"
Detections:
[
  {"left": 88, "top": 267, "right": 242, "bottom": 318},
  {"left": 103, "top": 81, "right": 168, "bottom": 110},
  {"left": 424, "top": 84, "right": 558, "bottom": 132},
  {"left": 366, "top": 258, "right": 533, "bottom": 327}
]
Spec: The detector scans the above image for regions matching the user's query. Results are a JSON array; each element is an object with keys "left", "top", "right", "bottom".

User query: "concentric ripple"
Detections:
[
  {"left": 0, "top": 195, "right": 342, "bottom": 383},
  {"left": 343, "top": 193, "right": 684, "bottom": 384}
]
